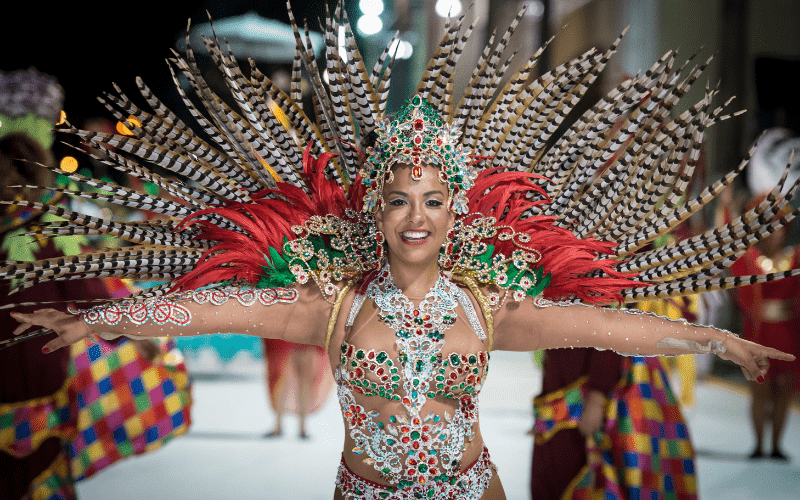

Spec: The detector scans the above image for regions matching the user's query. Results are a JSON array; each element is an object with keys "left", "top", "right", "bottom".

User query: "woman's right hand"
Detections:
[{"left": 11, "top": 308, "right": 92, "bottom": 353}]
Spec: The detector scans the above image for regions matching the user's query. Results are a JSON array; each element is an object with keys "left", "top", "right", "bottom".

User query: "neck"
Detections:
[{"left": 386, "top": 257, "right": 441, "bottom": 297}]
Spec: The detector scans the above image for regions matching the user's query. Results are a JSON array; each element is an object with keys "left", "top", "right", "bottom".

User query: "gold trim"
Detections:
[
  {"left": 451, "top": 273, "right": 495, "bottom": 351},
  {"left": 561, "top": 463, "right": 592, "bottom": 500},
  {"left": 0, "top": 380, "right": 75, "bottom": 458},
  {"left": 29, "top": 452, "right": 74, "bottom": 500},
  {"left": 325, "top": 280, "right": 354, "bottom": 352}
]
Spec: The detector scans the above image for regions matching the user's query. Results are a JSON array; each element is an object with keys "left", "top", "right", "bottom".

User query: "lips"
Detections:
[{"left": 400, "top": 230, "right": 431, "bottom": 245}]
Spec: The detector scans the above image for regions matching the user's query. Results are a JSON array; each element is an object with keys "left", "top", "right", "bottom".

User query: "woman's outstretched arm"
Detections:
[
  {"left": 10, "top": 283, "right": 335, "bottom": 353},
  {"left": 491, "top": 296, "right": 795, "bottom": 382}
]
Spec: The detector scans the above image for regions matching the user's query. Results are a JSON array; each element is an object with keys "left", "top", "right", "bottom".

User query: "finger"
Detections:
[
  {"left": 10, "top": 312, "right": 44, "bottom": 329},
  {"left": 42, "top": 328, "right": 88, "bottom": 353},
  {"left": 12, "top": 321, "right": 33, "bottom": 336},
  {"left": 763, "top": 347, "right": 796, "bottom": 362},
  {"left": 11, "top": 311, "right": 61, "bottom": 332},
  {"left": 743, "top": 358, "right": 760, "bottom": 381},
  {"left": 41, "top": 319, "right": 91, "bottom": 354}
]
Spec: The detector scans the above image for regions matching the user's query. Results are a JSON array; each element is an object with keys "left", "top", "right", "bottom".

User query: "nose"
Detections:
[{"left": 408, "top": 201, "right": 424, "bottom": 225}]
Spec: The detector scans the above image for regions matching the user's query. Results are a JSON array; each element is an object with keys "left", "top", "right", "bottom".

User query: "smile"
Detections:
[{"left": 400, "top": 230, "right": 431, "bottom": 245}]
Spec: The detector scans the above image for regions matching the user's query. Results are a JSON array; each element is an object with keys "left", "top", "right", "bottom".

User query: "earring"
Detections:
[
  {"left": 375, "top": 230, "right": 386, "bottom": 260},
  {"left": 438, "top": 228, "right": 457, "bottom": 269}
]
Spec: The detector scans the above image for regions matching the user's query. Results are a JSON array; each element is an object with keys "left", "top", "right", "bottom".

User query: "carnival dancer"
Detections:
[
  {"left": 731, "top": 195, "right": 800, "bottom": 461},
  {"left": 3, "top": 4, "right": 800, "bottom": 499},
  {"left": 0, "top": 68, "right": 191, "bottom": 500},
  {"left": 262, "top": 337, "right": 333, "bottom": 439},
  {"left": 531, "top": 348, "right": 624, "bottom": 499}
]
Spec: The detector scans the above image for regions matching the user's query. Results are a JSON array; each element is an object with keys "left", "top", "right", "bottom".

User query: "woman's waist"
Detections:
[{"left": 340, "top": 431, "right": 487, "bottom": 487}]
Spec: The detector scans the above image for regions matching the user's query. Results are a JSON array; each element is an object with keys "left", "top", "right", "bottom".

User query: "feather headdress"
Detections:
[{"left": 2, "top": 1, "right": 799, "bottom": 309}]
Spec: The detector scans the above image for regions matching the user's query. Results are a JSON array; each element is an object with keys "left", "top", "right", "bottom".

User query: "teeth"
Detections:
[{"left": 402, "top": 231, "right": 430, "bottom": 240}]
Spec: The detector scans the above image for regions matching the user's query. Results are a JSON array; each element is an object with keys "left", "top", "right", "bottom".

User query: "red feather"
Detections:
[
  {"left": 465, "top": 168, "right": 642, "bottom": 304},
  {"left": 172, "top": 145, "right": 351, "bottom": 291}
]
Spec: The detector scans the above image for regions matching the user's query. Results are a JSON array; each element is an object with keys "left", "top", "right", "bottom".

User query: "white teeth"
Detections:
[{"left": 402, "top": 231, "right": 430, "bottom": 240}]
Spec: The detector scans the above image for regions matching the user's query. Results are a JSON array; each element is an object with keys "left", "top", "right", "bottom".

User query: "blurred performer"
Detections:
[
  {"left": 532, "top": 349, "right": 699, "bottom": 500},
  {"left": 637, "top": 294, "right": 702, "bottom": 407},
  {"left": 731, "top": 196, "right": 800, "bottom": 461},
  {"left": 262, "top": 339, "right": 333, "bottom": 438},
  {"left": 531, "top": 348, "right": 624, "bottom": 499},
  {"left": 0, "top": 68, "right": 191, "bottom": 499},
  {"left": 0, "top": 68, "right": 94, "bottom": 500}
]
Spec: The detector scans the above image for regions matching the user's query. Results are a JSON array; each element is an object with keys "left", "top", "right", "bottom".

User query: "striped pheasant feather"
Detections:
[{"left": 2, "top": 1, "right": 797, "bottom": 309}]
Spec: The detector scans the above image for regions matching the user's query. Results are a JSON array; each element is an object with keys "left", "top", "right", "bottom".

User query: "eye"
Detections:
[
  {"left": 388, "top": 198, "right": 407, "bottom": 206},
  {"left": 426, "top": 198, "right": 444, "bottom": 207}
]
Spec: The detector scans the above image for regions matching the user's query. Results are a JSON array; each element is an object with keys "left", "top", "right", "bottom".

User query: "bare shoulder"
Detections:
[
  {"left": 487, "top": 288, "right": 544, "bottom": 352},
  {"left": 280, "top": 280, "right": 347, "bottom": 347}
]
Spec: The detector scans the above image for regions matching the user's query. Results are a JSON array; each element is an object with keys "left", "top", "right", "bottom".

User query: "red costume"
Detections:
[
  {"left": 262, "top": 339, "right": 333, "bottom": 416},
  {"left": 531, "top": 348, "right": 624, "bottom": 499},
  {"left": 731, "top": 246, "right": 800, "bottom": 385}
]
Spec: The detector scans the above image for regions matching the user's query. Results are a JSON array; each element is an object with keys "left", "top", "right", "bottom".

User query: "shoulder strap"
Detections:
[
  {"left": 345, "top": 293, "right": 367, "bottom": 330},
  {"left": 325, "top": 280, "right": 355, "bottom": 352},
  {"left": 451, "top": 273, "right": 495, "bottom": 351}
]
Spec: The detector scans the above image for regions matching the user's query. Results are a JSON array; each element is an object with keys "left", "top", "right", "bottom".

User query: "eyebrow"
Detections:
[{"left": 386, "top": 190, "right": 446, "bottom": 197}]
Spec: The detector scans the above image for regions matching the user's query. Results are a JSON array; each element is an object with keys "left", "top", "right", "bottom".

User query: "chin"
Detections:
[{"left": 389, "top": 242, "right": 442, "bottom": 267}]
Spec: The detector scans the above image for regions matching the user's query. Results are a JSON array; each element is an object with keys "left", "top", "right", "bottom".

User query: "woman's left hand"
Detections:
[{"left": 717, "top": 334, "right": 795, "bottom": 382}]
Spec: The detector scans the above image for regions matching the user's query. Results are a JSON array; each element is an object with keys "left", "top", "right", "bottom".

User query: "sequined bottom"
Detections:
[{"left": 335, "top": 446, "right": 495, "bottom": 500}]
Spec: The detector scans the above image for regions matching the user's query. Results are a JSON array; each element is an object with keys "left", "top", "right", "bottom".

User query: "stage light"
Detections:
[
  {"left": 60, "top": 156, "right": 78, "bottom": 173},
  {"left": 435, "top": 0, "right": 462, "bottom": 18},
  {"left": 357, "top": 15, "right": 383, "bottom": 36},
  {"left": 359, "top": 0, "right": 384, "bottom": 16}
]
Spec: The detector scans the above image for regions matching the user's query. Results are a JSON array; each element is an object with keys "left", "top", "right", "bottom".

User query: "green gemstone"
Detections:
[
  {"left": 410, "top": 431, "right": 421, "bottom": 440},
  {"left": 376, "top": 352, "right": 388, "bottom": 363}
]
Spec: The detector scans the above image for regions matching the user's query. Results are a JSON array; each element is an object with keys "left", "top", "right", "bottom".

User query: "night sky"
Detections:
[{"left": 2, "top": 1, "right": 329, "bottom": 125}]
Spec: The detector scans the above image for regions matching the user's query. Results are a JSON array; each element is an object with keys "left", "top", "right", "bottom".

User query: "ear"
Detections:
[{"left": 446, "top": 210, "right": 456, "bottom": 233}]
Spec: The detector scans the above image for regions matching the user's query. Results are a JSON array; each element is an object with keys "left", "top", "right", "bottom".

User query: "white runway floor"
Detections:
[{"left": 76, "top": 351, "right": 799, "bottom": 500}]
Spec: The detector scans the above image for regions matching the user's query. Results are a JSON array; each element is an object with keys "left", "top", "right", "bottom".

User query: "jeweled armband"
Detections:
[{"left": 69, "top": 286, "right": 298, "bottom": 327}]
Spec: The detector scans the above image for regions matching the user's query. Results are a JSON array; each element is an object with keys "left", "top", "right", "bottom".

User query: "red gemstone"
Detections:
[
  {"left": 414, "top": 135, "right": 422, "bottom": 144},
  {"left": 414, "top": 119, "right": 424, "bottom": 130},
  {"left": 412, "top": 165, "right": 423, "bottom": 180}
]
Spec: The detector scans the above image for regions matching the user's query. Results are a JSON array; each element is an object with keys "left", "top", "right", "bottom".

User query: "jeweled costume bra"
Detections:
[{"left": 334, "top": 266, "right": 493, "bottom": 499}]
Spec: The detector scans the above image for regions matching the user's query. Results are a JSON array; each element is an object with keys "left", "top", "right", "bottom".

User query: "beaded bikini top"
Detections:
[{"left": 333, "top": 266, "right": 490, "bottom": 492}]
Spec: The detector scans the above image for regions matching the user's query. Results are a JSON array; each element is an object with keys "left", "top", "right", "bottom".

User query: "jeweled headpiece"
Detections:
[{"left": 361, "top": 94, "right": 475, "bottom": 214}]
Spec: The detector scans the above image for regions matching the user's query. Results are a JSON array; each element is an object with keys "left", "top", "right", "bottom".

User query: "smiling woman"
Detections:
[
  {"left": 2, "top": 2, "right": 799, "bottom": 499},
  {"left": 374, "top": 164, "right": 455, "bottom": 280}
]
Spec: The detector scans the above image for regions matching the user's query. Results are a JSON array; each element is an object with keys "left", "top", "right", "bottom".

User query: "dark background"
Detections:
[{"left": 1, "top": 1, "right": 329, "bottom": 126}]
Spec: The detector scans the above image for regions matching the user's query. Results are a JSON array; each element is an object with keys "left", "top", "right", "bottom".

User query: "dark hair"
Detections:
[{"left": 0, "top": 132, "right": 54, "bottom": 202}]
